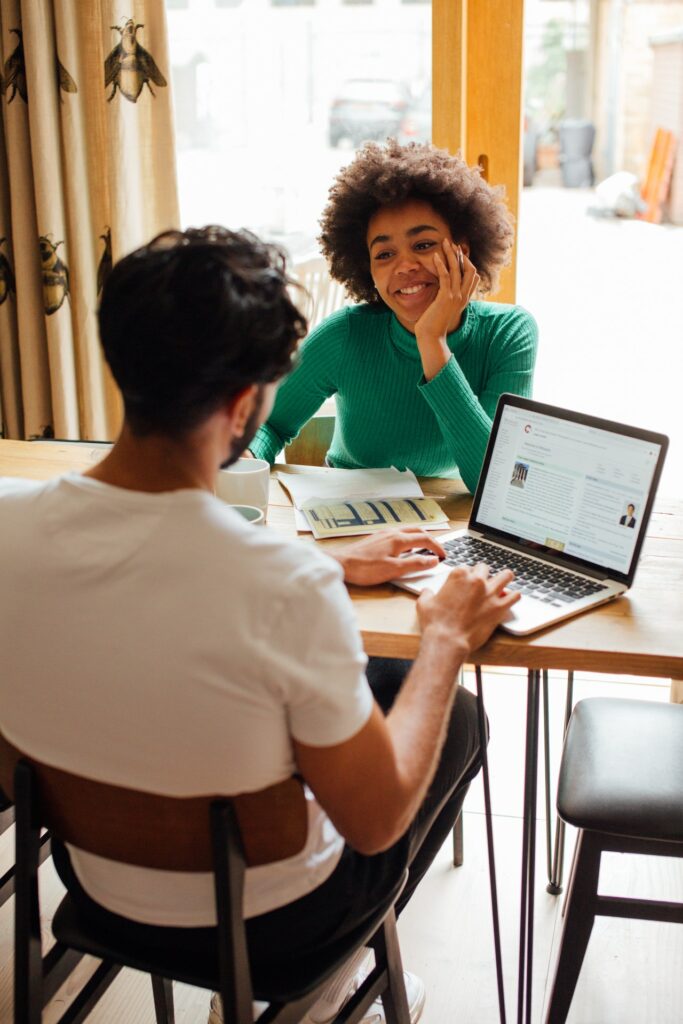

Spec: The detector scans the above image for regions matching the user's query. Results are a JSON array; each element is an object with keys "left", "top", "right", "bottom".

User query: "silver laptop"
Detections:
[{"left": 393, "top": 395, "right": 668, "bottom": 636}]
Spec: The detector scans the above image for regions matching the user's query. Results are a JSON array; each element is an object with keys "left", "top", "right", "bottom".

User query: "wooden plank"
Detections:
[
  {"left": 639, "top": 128, "right": 676, "bottom": 225},
  {"left": 465, "top": 0, "right": 524, "bottom": 304},
  {"left": 432, "top": 0, "right": 467, "bottom": 155},
  {"left": 432, "top": 1, "right": 523, "bottom": 304}
]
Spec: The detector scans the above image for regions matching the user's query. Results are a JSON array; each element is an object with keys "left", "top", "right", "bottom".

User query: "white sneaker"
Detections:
[
  {"left": 207, "top": 992, "right": 268, "bottom": 1024},
  {"left": 207, "top": 992, "right": 222, "bottom": 1024},
  {"left": 208, "top": 971, "right": 425, "bottom": 1024},
  {"left": 301, "top": 970, "right": 426, "bottom": 1024}
]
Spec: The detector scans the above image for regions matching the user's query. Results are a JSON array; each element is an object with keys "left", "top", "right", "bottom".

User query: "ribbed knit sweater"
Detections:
[{"left": 250, "top": 301, "right": 538, "bottom": 494}]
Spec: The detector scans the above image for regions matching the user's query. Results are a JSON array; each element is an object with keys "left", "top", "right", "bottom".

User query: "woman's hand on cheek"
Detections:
[{"left": 414, "top": 239, "right": 479, "bottom": 380}]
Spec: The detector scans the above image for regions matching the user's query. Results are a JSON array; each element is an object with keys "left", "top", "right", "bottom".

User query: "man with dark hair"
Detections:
[
  {"left": 0, "top": 227, "right": 518, "bottom": 1024},
  {"left": 619, "top": 503, "right": 637, "bottom": 528}
]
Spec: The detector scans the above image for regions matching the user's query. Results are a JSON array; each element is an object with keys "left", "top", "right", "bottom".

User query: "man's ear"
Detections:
[{"left": 227, "top": 384, "right": 258, "bottom": 438}]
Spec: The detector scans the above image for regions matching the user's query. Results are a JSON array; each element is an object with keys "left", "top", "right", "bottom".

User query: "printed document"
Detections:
[{"left": 276, "top": 467, "right": 449, "bottom": 537}]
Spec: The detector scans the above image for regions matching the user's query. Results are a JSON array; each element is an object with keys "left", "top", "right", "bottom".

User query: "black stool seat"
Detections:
[
  {"left": 545, "top": 697, "right": 683, "bottom": 1023},
  {"left": 557, "top": 697, "right": 683, "bottom": 841}
]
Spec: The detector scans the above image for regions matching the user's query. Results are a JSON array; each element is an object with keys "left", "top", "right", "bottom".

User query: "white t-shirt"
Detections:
[{"left": 0, "top": 474, "right": 373, "bottom": 926}]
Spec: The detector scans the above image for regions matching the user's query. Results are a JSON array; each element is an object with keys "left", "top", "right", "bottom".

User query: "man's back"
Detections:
[{"left": 0, "top": 474, "right": 372, "bottom": 925}]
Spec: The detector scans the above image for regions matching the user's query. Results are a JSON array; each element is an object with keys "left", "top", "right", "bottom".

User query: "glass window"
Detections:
[{"left": 166, "top": 0, "right": 431, "bottom": 261}]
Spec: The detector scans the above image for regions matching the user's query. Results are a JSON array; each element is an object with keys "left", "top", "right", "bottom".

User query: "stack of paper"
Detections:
[{"left": 276, "top": 467, "right": 449, "bottom": 539}]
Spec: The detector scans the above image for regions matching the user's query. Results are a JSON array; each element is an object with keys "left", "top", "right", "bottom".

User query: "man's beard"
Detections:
[{"left": 220, "top": 387, "right": 264, "bottom": 469}]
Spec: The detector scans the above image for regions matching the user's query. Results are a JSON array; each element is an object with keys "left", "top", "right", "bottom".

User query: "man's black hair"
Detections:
[{"left": 98, "top": 226, "right": 307, "bottom": 435}]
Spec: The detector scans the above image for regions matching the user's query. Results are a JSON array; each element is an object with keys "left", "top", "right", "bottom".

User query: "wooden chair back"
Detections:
[
  {"left": 284, "top": 413, "right": 335, "bottom": 466},
  {"left": 291, "top": 255, "right": 350, "bottom": 333},
  {"left": 0, "top": 731, "right": 307, "bottom": 871}
]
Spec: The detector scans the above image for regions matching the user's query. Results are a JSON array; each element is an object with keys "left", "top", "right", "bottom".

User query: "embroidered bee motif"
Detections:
[
  {"left": 38, "top": 236, "right": 70, "bottom": 315},
  {"left": 0, "top": 239, "right": 16, "bottom": 306},
  {"left": 104, "top": 20, "right": 167, "bottom": 103},
  {"left": 97, "top": 228, "right": 112, "bottom": 297},
  {"left": 56, "top": 55, "right": 77, "bottom": 101},
  {"left": 1, "top": 28, "right": 27, "bottom": 104}
]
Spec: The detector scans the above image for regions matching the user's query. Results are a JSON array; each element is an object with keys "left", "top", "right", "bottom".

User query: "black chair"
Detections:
[
  {"left": 0, "top": 789, "right": 51, "bottom": 910},
  {"left": 0, "top": 790, "right": 17, "bottom": 907},
  {"left": 0, "top": 731, "right": 411, "bottom": 1024},
  {"left": 545, "top": 698, "right": 683, "bottom": 1023}
]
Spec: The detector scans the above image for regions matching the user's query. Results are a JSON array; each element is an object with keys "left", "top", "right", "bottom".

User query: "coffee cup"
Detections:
[
  {"left": 215, "top": 457, "right": 270, "bottom": 517},
  {"left": 227, "top": 504, "right": 265, "bottom": 526}
]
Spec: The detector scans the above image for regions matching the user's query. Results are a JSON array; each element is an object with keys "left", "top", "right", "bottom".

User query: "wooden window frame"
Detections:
[{"left": 433, "top": 0, "right": 525, "bottom": 303}]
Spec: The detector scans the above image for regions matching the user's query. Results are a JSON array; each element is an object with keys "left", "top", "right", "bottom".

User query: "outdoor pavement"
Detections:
[{"left": 517, "top": 185, "right": 683, "bottom": 496}]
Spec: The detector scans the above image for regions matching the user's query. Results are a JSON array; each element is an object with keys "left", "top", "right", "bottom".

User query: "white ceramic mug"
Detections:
[
  {"left": 227, "top": 504, "right": 265, "bottom": 526},
  {"left": 215, "top": 458, "right": 270, "bottom": 516}
]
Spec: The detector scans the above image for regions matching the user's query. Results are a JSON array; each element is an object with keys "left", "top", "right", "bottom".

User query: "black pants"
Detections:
[{"left": 53, "top": 658, "right": 482, "bottom": 962}]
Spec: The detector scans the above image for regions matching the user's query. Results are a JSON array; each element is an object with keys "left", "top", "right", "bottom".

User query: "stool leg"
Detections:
[
  {"left": 543, "top": 671, "right": 574, "bottom": 895},
  {"left": 151, "top": 976, "right": 175, "bottom": 1024},
  {"left": 545, "top": 831, "right": 601, "bottom": 1024},
  {"left": 452, "top": 812, "right": 464, "bottom": 867}
]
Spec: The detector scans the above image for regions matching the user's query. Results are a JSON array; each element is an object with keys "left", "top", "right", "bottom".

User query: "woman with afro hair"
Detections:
[{"left": 248, "top": 140, "right": 538, "bottom": 493}]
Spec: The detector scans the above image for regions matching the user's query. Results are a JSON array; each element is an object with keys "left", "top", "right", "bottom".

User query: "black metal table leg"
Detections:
[
  {"left": 517, "top": 669, "right": 541, "bottom": 1024},
  {"left": 475, "top": 666, "right": 507, "bottom": 1024},
  {"left": 546, "top": 671, "right": 574, "bottom": 895},
  {"left": 542, "top": 670, "right": 553, "bottom": 886}
]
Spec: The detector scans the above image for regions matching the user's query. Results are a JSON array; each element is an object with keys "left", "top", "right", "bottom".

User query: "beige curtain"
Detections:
[{"left": 0, "top": 0, "right": 179, "bottom": 441}]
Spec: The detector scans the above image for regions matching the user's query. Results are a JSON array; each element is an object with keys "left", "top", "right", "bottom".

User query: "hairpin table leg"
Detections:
[{"left": 475, "top": 666, "right": 507, "bottom": 1024}]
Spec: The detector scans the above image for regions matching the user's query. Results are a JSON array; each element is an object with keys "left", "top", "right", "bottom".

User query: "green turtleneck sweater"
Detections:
[{"left": 250, "top": 301, "right": 538, "bottom": 493}]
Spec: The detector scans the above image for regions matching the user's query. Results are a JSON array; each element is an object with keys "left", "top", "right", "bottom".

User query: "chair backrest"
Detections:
[
  {"left": 291, "top": 255, "right": 350, "bottom": 332},
  {"left": 0, "top": 731, "right": 307, "bottom": 871},
  {"left": 283, "top": 413, "right": 336, "bottom": 466}
]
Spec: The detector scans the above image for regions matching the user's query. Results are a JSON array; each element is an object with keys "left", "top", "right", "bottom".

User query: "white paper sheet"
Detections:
[{"left": 277, "top": 466, "right": 423, "bottom": 510}]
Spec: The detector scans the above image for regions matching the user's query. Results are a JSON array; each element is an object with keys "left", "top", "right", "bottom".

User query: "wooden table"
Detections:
[
  {"left": 5, "top": 444, "right": 681, "bottom": 680},
  {"left": 270, "top": 464, "right": 683, "bottom": 679},
  {"left": 4, "top": 442, "right": 683, "bottom": 1023}
]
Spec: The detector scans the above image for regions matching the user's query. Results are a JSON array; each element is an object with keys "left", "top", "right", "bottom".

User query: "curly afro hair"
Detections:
[{"left": 318, "top": 140, "right": 515, "bottom": 304}]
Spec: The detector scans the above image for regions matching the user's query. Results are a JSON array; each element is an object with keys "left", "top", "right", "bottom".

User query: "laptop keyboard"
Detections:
[{"left": 442, "top": 537, "right": 609, "bottom": 605}]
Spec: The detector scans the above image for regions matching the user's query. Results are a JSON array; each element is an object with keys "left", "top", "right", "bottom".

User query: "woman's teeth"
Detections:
[{"left": 398, "top": 283, "right": 427, "bottom": 295}]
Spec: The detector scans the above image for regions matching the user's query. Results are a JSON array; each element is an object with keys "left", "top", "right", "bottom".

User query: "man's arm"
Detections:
[{"left": 293, "top": 565, "right": 518, "bottom": 855}]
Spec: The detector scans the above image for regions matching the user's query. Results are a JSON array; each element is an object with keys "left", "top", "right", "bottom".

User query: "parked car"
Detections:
[
  {"left": 397, "top": 88, "right": 431, "bottom": 145},
  {"left": 328, "top": 79, "right": 411, "bottom": 148}
]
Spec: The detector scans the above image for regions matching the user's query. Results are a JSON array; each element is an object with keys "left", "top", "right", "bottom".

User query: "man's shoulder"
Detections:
[
  {"left": 201, "top": 505, "right": 344, "bottom": 595},
  {"left": 0, "top": 476, "right": 49, "bottom": 498},
  {"left": 0, "top": 476, "right": 54, "bottom": 517}
]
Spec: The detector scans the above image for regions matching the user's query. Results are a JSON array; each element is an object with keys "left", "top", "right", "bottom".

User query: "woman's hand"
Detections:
[{"left": 414, "top": 239, "right": 480, "bottom": 380}]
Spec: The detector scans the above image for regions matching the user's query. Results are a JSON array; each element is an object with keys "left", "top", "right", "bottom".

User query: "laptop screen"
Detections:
[{"left": 471, "top": 397, "right": 668, "bottom": 582}]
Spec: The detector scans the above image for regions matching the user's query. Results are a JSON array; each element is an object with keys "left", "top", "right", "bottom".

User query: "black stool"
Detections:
[{"left": 545, "top": 697, "right": 683, "bottom": 1023}]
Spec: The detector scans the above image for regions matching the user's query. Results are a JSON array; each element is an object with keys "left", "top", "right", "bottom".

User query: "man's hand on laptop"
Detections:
[
  {"left": 333, "top": 527, "right": 446, "bottom": 586},
  {"left": 417, "top": 564, "right": 521, "bottom": 660}
]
